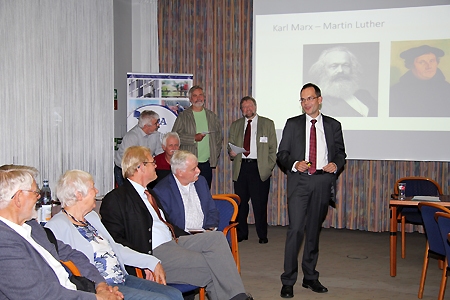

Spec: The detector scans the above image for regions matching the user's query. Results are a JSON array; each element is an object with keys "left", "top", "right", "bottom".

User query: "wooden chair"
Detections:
[
  {"left": 60, "top": 260, "right": 82, "bottom": 276},
  {"left": 212, "top": 193, "right": 241, "bottom": 273},
  {"left": 394, "top": 177, "right": 442, "bottom": 258},
  {"left": 417, "top": 202, "right": 450, "bottom": 298}
]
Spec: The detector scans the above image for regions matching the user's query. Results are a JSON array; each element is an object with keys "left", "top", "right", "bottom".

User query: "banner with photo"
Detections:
[{"left": 127, "top": 73, "right": 194, "bottom": 133}]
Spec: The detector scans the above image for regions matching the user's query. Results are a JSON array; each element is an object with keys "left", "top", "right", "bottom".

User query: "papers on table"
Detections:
[
  {"left": 412, "top": 196, "right": 441, "bottom": 202},
  {"left": 228, "top": 143, "right": 246, "bottom": 154}
]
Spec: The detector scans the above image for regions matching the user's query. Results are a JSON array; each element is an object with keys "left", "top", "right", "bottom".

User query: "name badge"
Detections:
[{"left": 260, "top": 136, "right": 268, "bottom": 143}]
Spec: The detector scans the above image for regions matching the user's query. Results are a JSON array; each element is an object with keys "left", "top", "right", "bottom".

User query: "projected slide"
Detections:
[
  {"left": 253, "top": 3, "right": 450, "bottom": 161},
  {"left": 390, "top": 41, "right": 450, "bottom": 117},
  {"left": 303, "top": 43, "right": 379, "bottom": 118}
]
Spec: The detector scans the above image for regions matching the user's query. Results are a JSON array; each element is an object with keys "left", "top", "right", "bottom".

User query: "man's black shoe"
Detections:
[
  {"left": 280, "top": 285, "right": 293, "bottom": 298},
  {"left": 238, "top": 236, "right": 248, "bottom": 242},
  {"left": 302, "top": 279, "right": 328, "bottom": 293},
  {"left": 259, "top": 238, "right": 268, "bottom": 244}
]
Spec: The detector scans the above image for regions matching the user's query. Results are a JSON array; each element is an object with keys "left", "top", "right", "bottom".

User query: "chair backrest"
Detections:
[
  {"left": 216, "top": 193, "right": 241, "bottom": 205},
  {"left": 435, "top": 212, "right": 450, "bottom": 262},
  {"left": 212, "top": 194, "right": 238, "bottom": 242},
  {"left": 418, "top": 202, "right": 450, "bottom": 255},
  {"left": 394, "top": 177, "right": 442, "bottom": 197}
]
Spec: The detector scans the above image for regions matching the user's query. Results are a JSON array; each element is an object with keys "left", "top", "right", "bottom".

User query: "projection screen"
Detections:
[{"left": 253, "top": 0, "right": 450, "bottom": 161}]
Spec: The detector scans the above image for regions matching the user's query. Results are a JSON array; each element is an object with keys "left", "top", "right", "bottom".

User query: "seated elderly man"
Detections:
[
  {"left": 153, "top": 150, "right": 219, "bottom": 232},
  {"left": 0, "top": 165, "right": 122, "bottom": 300},
  {"left": 100, "top": 146, "right": 253, "bottom": 300},
  {"left": 46, "top": 170, "right": 183, "bottom": 300},
  {"left": 148, "top": 132, "right": 180, "bottom": 188}
]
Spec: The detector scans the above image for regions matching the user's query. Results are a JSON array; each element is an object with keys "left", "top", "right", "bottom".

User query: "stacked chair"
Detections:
[{"left": 394, "top": 177, "right": 442, "bottom": 258}]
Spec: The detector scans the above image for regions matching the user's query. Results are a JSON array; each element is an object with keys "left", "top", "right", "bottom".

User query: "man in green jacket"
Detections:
[{"left": 172, "top": 86, "right": 223, "bottom": 189}]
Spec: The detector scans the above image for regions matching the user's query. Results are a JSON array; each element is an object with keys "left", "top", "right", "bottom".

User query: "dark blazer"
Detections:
[
  {"left": 277, "top": 113, "right": 346, "bottom": 200},
  {"left": 153, "top": 174, "right": 219, "bottom": 230},
  {"left": 100, "top": 179, "right": 188, "bottom": 258},
  {"left": 0, "top": 219, "right": 103, "bottom": 300}
]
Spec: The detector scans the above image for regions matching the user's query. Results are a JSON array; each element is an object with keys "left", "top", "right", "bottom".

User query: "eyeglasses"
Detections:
[
  {"left": 142, "top": 161, "right": 156, "bottom": 167},
  {"left": 146, "top": 120, "right": 160, "bottom": 127},
  {"left": 11, "top": 188, "right": 41, "bottom": 199},
  {"left": 300, "top": 96, "right": 318, "bottom": 103}
]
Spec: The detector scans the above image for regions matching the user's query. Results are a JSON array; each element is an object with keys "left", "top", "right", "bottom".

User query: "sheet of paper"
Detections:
[
  {"left": 201, "top": 131, "right": 215, "bottom": 134},
  {"left": 411, "top": 196, "right": 441, "bottom": 202},
  {"left": 228, "top": 143, "right": 246, "bottom": 154}
]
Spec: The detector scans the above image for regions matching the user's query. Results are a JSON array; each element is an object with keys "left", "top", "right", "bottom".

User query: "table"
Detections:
[{"left": 389, "top": 195, "right": 450, "bottom": 276}]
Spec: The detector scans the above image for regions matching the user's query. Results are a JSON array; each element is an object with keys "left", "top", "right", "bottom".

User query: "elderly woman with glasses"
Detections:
[{"left": 45, "top": 170, "right": 183, "bottom": 300}]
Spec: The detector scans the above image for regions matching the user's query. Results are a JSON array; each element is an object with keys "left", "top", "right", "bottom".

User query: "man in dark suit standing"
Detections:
[
  {"left": 277, "top": 83, "right": 346, "bottom": 298},
  {"left": 228, "top": 96, "right": 277, "bottom": 244}
]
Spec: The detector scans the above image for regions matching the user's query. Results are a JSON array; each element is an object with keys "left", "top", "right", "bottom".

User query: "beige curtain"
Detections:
[{"left": 0, "top": 0, "right": 114, "bottom": 195}]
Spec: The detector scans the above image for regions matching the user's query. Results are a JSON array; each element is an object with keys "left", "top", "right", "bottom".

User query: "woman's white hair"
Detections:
[{"left": 56, "top": 170, "right": 93, "bottom": 208}]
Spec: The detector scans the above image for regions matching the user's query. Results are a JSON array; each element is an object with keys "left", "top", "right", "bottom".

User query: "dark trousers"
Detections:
[
  {"left": 198, "top": 161, "right": 212, "bottom": 189},
  {"left": 281, "top": 172, "right": 333, "bottom": 285},
  {"left": 114, "top": 165, "right": 124, "bottom": 187},
  {"left": 234, "top": 160, "right": 270, "bottom": 240}
]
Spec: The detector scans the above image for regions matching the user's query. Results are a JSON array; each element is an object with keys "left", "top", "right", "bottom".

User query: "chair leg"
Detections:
[
  {"left": 199, "top": 287, "right": 206, "bottom": 300},
  {"left": 418, "top": 244, "right": 429, "bottom": 299},
  {"left": 401, "top": 216, "right": 406, "bottom": 259},
  {"left": 438, "top": 259, "right": 448, "bottom": 300},
  {"left": 439, "top": 260, "right": 445, "bottom": 270},
  {"left": 230, "top": 227, "right": 241, "bottom": 273}
]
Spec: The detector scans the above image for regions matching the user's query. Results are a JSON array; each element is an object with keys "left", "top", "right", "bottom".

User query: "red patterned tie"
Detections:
[
  {"left": 144, "top": 190, "right": 176, "bottom": 240},
  {"left": 243, "top": 119, "right": 252, "bottom": 157},
  {"left": 309, "top": 119, "right": 317, "bottom": 174}
]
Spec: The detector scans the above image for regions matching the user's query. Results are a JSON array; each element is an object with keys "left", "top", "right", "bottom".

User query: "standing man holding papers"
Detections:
[
  {"left": 228, "top": 96, "right": 277, "bottom": 244},
  {"left": 172, "top": 85, "right": 223, "bottom": 189},
  {"left": 277, "top": 83, "right": 346, "bottom": 298}
]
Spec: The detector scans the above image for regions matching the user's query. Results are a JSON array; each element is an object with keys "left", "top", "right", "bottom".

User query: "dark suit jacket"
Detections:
[
  {"left": 0, "top": 219, "right": 103, "bottom": 300},
  {"left": 153, "top": 174, "right": 219, "bottom": 230},
  {"left": 100, "top": 179, "right": 188, "bottom": 258},
  {"left": 277, "top": 113, "right": 346, "bottom": 201}
]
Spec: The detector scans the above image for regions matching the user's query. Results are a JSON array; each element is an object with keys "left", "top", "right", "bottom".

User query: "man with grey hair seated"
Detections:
[
  {"left": 101, "top": 146, "right": 253, "bottom": 300},
  {"left": 0, "top": 165, "right": 123, "bottom": 300},
  {"left": 114, "top": 110, "right": 164, "bottom": 186},
  {"left": 148, "top": 132, "right": 181, "bottom": 188},
  {"left": 153, "top": 150, "right": 219, "bottom": 232}
]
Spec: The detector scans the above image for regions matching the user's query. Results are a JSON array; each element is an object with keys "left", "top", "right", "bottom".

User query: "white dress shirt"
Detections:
[
  {"left": 174, "top": 176, "right": 204, "bottom": 231},
  {"left": 305, "top": 113, "right": 328, "bottom": 169},
  {"left": 128, "top": 179, "right": 172, "bottom": 249},
  {"left": 243, "top": 114, "right": 258, "bottom": 159},
  {"left": 291, "top": 113, "right": 329, "bottom": 172}
]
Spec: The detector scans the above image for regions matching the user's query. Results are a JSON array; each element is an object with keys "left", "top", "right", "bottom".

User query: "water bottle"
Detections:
[
  {"left": 40, "top": 180, "right": 52, "bottom": 205},
  {"left": 40, "top": 180, "right": 52, "bottom": 224}
]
